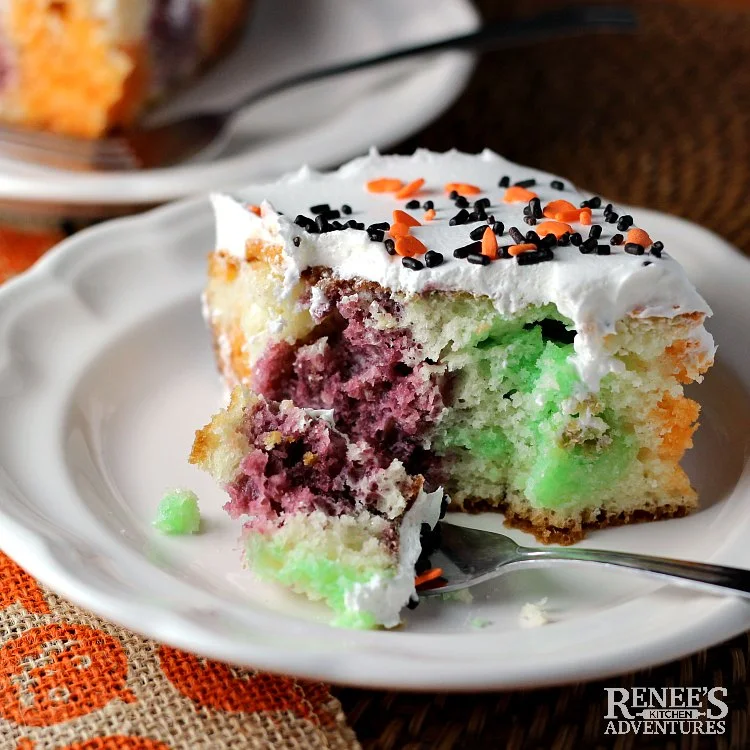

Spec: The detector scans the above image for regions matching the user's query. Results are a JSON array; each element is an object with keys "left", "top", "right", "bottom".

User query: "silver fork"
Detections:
[
  {"left": 0, "top": 6, "right": 636, "bottom": 172},
  {"left": 419, "top": 523, "right": 750, "bottom": 599}
]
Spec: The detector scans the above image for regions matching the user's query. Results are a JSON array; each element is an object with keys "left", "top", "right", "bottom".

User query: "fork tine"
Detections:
[
  {"left": 0, "top": 124, "right": 138, "bottom": 168},
  {"left": 0, "top": 125, "right": 139, "bottom": 171},
  {"left": 0, "top": 138, "right": 138, "bottom": 171}
]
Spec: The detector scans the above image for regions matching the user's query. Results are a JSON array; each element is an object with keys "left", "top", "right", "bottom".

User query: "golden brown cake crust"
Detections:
[{"left": 458, "top": 495, "right": 694, "bottom": 545}]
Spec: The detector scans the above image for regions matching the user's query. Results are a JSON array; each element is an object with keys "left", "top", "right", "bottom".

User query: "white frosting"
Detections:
[
  {"left": 212, "top": 148, "right": 713, "bottom": 390},
  {"left": 344, "top": 486, "right": 443, "bottom": 629}
]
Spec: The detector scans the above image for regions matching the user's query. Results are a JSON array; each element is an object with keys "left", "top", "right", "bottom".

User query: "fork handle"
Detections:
[
  {"left": 237, "top": 6, "right": 636, "bottom": 109},
  {"left": 524, "top": 547, "right": 750, "bottom": 599}
]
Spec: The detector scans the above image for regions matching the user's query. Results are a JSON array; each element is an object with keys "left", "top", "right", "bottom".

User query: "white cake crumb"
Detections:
[{"left": 519, "top": 597, "right": 550, "bottom": 628}]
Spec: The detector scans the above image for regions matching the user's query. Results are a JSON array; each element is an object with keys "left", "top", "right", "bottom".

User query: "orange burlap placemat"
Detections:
[{"left": 0, "top": 553, "right": 358, "bottom": 750}]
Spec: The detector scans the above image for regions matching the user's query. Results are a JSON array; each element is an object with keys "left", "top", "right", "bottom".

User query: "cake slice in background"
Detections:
[
  {"left": 0, "top": 0, "right": 252, "bottom": 138},
  {"left": 201, "top": 149, "right": 714, "bottom": 546},
  {"left": 190, "top": 387, "right": 443, "bottom": 628}
]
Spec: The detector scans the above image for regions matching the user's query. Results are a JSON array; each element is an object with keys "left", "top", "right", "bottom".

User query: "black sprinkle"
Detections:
[
  {"left": 470, "top": 226, "right": 487, "bottom": 241},
  {"left": 580, "top": 199, "right": 591, "bottom": 208},
  {"left": 499, "top": 246, "right": 512, "bottom": 259},
  {"left": 384, "top": 239, "right": 396, "bottom": 255},
  {"left": 596, "top": 244, "right": 611, "bottom": 255},
  {"left": 617, "top": 215, "right": 634, "bottom": 231},
  {"left": 341, "top": 204, "right": 352, "bottom": 215},
  {"left": 423, "top": 200, "right": 434, "bottom": 211},
  {"left": 322, "top": 209, "right": 341, "bottom": 220},
  {"left": 368, "top": 222, "right": 389, "bottom": 232},
  {"left": 294, "top": 214, "right": 311, "bottom": 228},
  {"left": 425, "top": 250, "right": 444, "bottom": 268},
  {"left": 402, "top": 257, "right": 424, "bottom": 271},
  {"left": 559, "top": 232, "right": 571, "bottom": 246},
  {"left": 475, "top": 197, "right": 491, "bottom": 210},
  {"left": 316, "top": 215, "right": 330, "bottom": 233},
  {"left": 530, "top": 197, "right": 543, "bottom": 219},
  {"left": 603, "top": 203, "right": 614, "bottom": 215},
  {"left": 449, "top": 190, "right": 459, "bottom": 200},
  {"left": 454, "top": 195, "right": 469, "bottom": 208},
  {"left": 406, "top": 597, "right": 420, "bottom": 610},
  {"left": 367, "top": 228, "right": 385, "bottom": 242},
  {"left": 551, "top": 179, "right": 565, "bottom": 190},
  {"left": 467, "top": 252, "right": 491, "bottom": 266},
  {"left": 605, "top": 212, "right": 619, "bottom": 223},
  {"left": 467, "top": 211, "right": 480, "bottom": 222},
  {"left": 292, "top": 236, "right": 301, "bottom": 247},
  {"left": 498, "top": 176, "right": 510, "bottom": 188},
  {"left": 526, "top": 230, "right": 541, "bottom": 244},
  {"left": 580, "top": 237, "right": 598, "bottom": 253},
  {"left": 541, "top": 233, "right": 558, "bottom": 248},
  {"left": 475, "top": 207, "right": 487, "bottom": 221},
  {"left": 509, "top": 226, "right": 525, "bottom": 244},
  {"left": 610, "top": 233, "right": 624, "bottom": 245},
  {"left": 517, "top": 248, "right": 554, "bottom": 265},
  {"left": 570, "top": 233, "right": 583, "bottom": 246},
  {"left": 486, "top": 214, "right": 495, "bottom": 224},
  {"left": 331, "top": 220, "right": 343, "bottom": 230},
  {"left": 643, "top": 261, "right": 652, "bottom": 266},
  {"left": 589, "top": 196, "right": 602, "bottom": 209},
  {"left": 453, "top": 241, "right": 481, "bottom": 258},
  {"left": 310, "top": 203, "right": 330, "bottom": 214},
  {"left": 522, "top": 205, "right": 531, "bottom": 217},
  {"left": 588, "top": 225, "right": 602, "bottom": 239},
  {"left": 515, "top": 178, "right": 536, "bottom": 188},
  {"left": 449, "top": 209, "right": 470, "bottom": 226},
  {"left": 523, "top": 216, "right": 537, "bottom": 226},
  {"left": 625, "top": 242, "right": 645, "bottom": 255},
  {"left": 405, "top": 199, "right": 421, "bottom": 209},
  {"left": 492, "top": 221, "right": 504, "bottom": 235},
  {"left": 651, "top": 241, "right": 664, "bottom": 257}
]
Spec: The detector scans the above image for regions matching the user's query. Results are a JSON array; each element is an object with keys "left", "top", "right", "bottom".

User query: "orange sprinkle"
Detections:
[
  {"left": 503, "top": 186, "right": 538, "bottom": 203},
  {"left": 543, "top": 199, "right": 577, "bottom": 219},
  {"left": 535, "top": 220, "right": 574, "bottom": 238},
  {"left": 395, "top": 235, "right": 427, "bottom": 257},
  {"left": 626, "top": 227, "right": 652, "bottom": 247},
  {"left": 579, "top": 208, "right": 592, "bottom": 225},
  {"left": 392, "top": 209, "right": 421, "bottom": 228},
  {"left": 389, "top": 222, "right": 411, "bottom": 239},
  {"left": 557, "top": 209, "right": 584, "bottom": 222},
  {"left": 481, "top": 226, "right": 498, "bottom": 259},
  {"left": 414, "top": 567, "right": 444, "bottom": 587},
  {"left": 508, "top": 243, "right": 537, "bottom": 256},
  {"left": 445, "top": 182, "right": 481, "bottom": 195},
  {"left": 366, "top": 177, "right": 404, "bottom": 193},
  {"left": 423, "top": 208, "right": 436, "bottom": 222},
  {"left": 395, "top": 178, "right": 425, "bottom": 200},
  {"left": 248, "top": 204, "right": 262, "bottom": 216}
]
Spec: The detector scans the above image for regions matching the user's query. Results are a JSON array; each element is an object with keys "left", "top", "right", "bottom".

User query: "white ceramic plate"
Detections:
[
  {"left": 0, "top": 0, "right": 477, "bottom": 207},
  {"left": 0, "top": 198, "right": 749, "bottom": 691}
]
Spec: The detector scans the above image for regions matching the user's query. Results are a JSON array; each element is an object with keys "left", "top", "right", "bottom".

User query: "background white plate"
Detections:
[
  {"left": 0, "top": 198, "right": 749, "bottom": 691},
  {"left": 0, "top": 0, "right": 478, "bottom": 206}
]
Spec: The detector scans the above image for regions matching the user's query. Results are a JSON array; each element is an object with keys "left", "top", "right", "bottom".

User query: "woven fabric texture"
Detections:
[{"left": 0, "top": 553, "right": 358, "bottom": 750}]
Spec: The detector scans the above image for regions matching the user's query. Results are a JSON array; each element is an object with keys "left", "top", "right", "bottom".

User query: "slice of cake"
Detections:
[
  {"left": 0, "top": 0, "right": 252, "bottom": 138},
  {"left": 190, "top": 387, "right": 443, "bottom": 628},
  {"left": 201, "top": 149, "right": 714, "bottom": 550}
]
